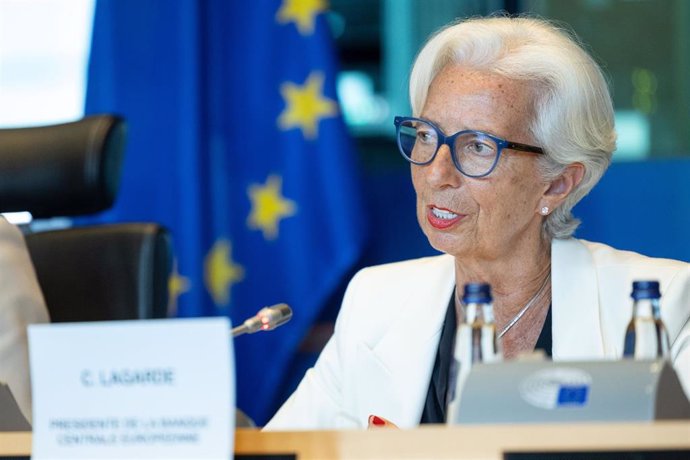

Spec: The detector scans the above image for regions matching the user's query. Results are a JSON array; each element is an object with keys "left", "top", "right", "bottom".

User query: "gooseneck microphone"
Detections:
[{"left": 231, "top": 303, "right": 292, "bottom": 338}]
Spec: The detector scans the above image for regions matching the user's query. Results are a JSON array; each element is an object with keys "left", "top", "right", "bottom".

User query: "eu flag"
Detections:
[{"left": 85, "top": 0, "right": 367, "bottom": 424}]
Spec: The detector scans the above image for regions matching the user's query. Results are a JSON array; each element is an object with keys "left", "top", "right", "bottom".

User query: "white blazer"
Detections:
[
  {"left": 0, "top": 217, "right": 49, "bottom": 422},
  {"left": 265, "top": 238, "right": 690, "bottom": 430}
]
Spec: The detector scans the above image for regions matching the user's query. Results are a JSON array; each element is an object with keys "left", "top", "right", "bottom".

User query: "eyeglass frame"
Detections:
[{"left": 394, "top": 116, "right": 545, "bottom": 178}]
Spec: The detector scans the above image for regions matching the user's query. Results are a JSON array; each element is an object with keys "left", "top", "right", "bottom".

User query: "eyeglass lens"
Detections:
[{"left": 397, "top": 119, "right": 499, "bottom": 176}]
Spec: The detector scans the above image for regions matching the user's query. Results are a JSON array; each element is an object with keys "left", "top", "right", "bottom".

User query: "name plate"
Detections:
[{"left": 29, "top": 318, "right": 233, "bottom": 459}]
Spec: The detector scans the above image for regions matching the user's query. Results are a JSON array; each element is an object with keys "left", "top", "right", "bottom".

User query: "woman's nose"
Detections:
[{"left": 424, "top": 143, "right": 462, "bottom": 188}]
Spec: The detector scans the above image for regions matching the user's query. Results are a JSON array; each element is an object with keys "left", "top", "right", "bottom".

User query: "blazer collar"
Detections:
[{"left": 551, "top": 238, "right": 605, "bottom": 359}]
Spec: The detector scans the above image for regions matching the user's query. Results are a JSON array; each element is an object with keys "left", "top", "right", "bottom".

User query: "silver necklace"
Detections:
[{"left": 498, "top": 271, "right": 551, "bottom": 338}]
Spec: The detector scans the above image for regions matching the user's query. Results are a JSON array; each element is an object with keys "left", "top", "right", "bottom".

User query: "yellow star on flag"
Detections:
[
  {"left": 247, "top": 174, "right": 297, "bottom": 240},
  {"left": 278, "top": 71, "right": 337, "bottom": 140},
  {"left": 168, "top": 259, "right": 191, "bottom": 316},
  {"left": 204, "top": 239, "right": 245, "bottom": 307},
  {"left": 276, "top": 0, "right": 328, "bottom": 36}
]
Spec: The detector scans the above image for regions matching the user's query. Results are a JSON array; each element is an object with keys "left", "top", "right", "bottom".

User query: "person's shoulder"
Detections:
[
  {"left": 555, "top": 238, "right": 689, "bottom": 324},
  {"left": 0, "top": 216, "right": 27, "bottom": 238},
  {"left": 577, "top": 238, "right": 689, "bottom": 271},
  {"left": 341, "top": 254, "right": 455, "bottom": 309},
  {"left": 352, "top": 253, "right": 454, "bottom": 282},
  {"left": 0, "top": 217, "right": 31, "bottom": 253},
  {"left": 565, "top": 238, "right": 690, "bottom": 294},
  {"left": 337, "top": 254, "right": 455, "bottom": 344},
  {"left": 0, "top": 216, "right": 17, "bottom": 234}
]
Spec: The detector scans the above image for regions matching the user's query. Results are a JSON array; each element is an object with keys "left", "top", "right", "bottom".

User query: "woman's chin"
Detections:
[{"left": 425, "top": 232, "right": 468, "bottom": 257}]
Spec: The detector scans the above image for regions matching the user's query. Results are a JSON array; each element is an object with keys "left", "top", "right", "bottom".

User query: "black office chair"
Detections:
[
  {"left": 0, "top": 115, "right": 172, "bottom": 321},
  {"left": 0, "top": 115, "right": 259, "bottom": 427}
]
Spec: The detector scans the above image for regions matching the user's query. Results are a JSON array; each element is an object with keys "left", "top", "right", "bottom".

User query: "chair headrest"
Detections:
[{"left": 0, "top": 114, "right": 126, "bottom": 217}]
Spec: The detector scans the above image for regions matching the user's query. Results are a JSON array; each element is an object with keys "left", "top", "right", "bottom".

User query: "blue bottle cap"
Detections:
[
  {"left": 463, "top": 282, "right": 492, "bottom": 304},
  {"left": 631, "top": 280, "right": 661, "bottom": 300}
]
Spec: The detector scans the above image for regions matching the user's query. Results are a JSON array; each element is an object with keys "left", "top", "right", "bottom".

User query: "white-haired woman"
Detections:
[{"left": 266, "top": 16, "right": 690, "bottom": 430}]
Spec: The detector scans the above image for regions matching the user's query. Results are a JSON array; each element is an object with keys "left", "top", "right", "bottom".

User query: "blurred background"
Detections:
[{"left": 1, "top": 0, "right": 688, "bottom": 425}]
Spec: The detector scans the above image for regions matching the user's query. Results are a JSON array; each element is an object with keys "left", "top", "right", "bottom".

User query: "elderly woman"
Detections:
[{"left": 266, "top": 16, "right": 690, "bottom": 429}]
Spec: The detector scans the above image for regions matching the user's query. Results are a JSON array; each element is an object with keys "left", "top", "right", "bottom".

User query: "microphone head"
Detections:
[
  {"left": 233, "top": 303, "right": 293, "bottom": 337},
  {"left": 257, "top": 303, "right": 292, "bottom": 331}
]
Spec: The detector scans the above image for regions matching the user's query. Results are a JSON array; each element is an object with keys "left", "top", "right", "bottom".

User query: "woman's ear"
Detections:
[{"left": 539, "top": 163, "right": 585, "bottom": 214}]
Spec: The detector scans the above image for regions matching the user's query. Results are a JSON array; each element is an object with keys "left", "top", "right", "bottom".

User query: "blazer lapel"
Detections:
[
  {"left": 551, "top": 238, "right": 605, "bottom": 360},
  {"left": 353, "top": 255, "right": 455, "bottom": 428}
]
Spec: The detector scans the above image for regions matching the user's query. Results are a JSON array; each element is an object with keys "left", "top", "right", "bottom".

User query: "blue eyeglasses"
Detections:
[{"left": 394, "top": 116, "right": 544, "bottom": 178}]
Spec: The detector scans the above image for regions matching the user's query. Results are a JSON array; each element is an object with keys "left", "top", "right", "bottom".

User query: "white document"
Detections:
[{"left": 29, "top": 318, "right": 233, "bottom": 459}]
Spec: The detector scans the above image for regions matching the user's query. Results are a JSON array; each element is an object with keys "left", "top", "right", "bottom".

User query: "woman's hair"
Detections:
[{"left": 409, "top": 16, "right": 617, "bottom": 239}]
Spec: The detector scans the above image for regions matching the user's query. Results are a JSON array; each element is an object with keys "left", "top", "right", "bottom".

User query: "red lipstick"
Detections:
[{"left": 426, "top": 206, "right": 464, "bottom": 229}]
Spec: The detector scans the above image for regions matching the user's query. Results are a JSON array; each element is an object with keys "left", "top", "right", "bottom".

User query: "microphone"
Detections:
[{"left": 231, "top": 303, "right": 292, "bottom": 338}]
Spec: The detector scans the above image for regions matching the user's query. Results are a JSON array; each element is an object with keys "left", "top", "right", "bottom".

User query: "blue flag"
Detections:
[{"left": 85, "top": 0, "right": 367, "bottom": 424}]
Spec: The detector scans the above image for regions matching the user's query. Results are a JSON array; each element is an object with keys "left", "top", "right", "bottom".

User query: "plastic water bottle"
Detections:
[
  {"left": 623, "top": 280, "right": 670, "bottom": 359},
  {"left": 446, "top": 283, "right": 502, "bottom": 422}
]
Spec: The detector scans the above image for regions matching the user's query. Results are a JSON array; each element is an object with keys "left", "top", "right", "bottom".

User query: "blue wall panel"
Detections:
[{"left": 575, "top": 159, "right": 690, "bottom": 262}]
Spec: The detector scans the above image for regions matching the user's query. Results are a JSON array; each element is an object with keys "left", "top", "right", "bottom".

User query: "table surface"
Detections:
[{"left": 3, "top": 421, "right": 690, "bottom": 459}]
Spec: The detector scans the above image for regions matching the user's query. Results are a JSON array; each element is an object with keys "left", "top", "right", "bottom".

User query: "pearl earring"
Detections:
[{"left": 540, "top": 206, "right": 550, "bottom": 215}]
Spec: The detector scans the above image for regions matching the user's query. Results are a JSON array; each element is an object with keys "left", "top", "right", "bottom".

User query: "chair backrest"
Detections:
[
  {"left": 24, "top": 223, "right": 172, "bottom": 322},
  {"left": 0, "top": 115, "right": 173, "bottom": 321},
  {"left": 0, "top": 115, "right": 125, "bottom": 217}
]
